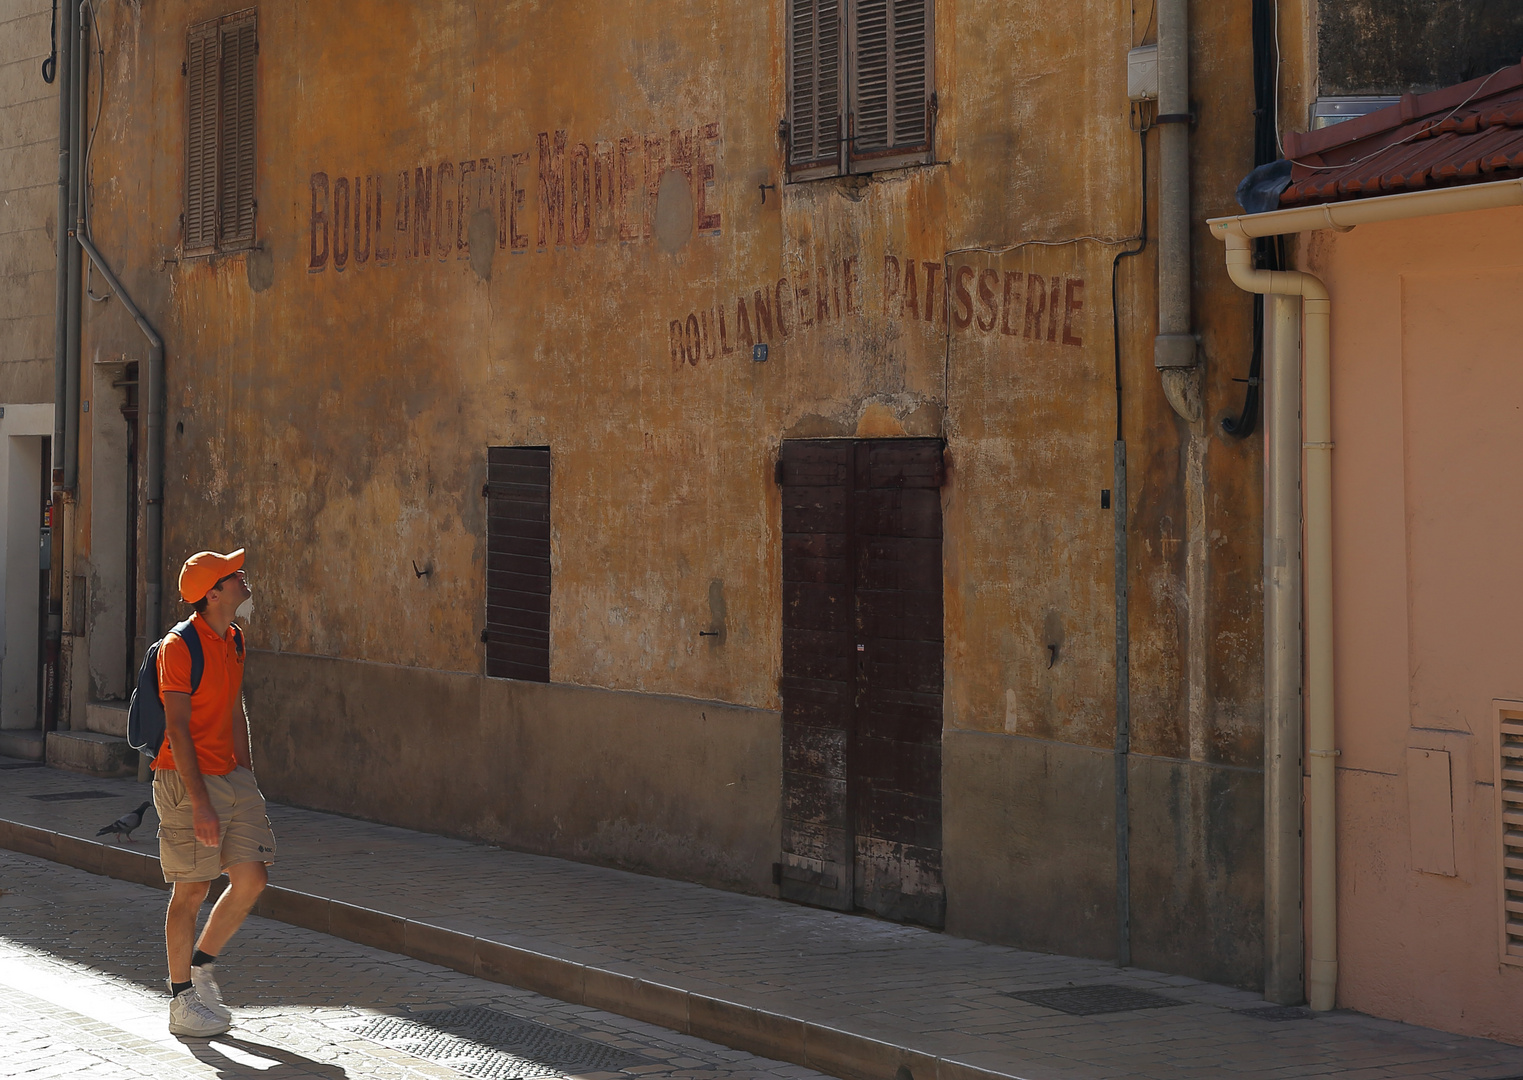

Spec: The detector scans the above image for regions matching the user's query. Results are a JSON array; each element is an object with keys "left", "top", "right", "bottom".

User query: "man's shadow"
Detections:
[{"left": 178, "top": 1034, "right": 348, "bottom": 1077}]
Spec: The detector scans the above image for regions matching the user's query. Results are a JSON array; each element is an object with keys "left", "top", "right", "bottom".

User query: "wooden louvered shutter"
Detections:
[
  {"left": 849, "top": 0, "right": 932, "bottom": 171},
  {"left": 184, "top": 21, "right": 219, "bottom": 253},
  {"left": 217, "top": 13, "right": 257, "bottom": 247},
  {"left": 787, "top": 0, "right": 844, "bottom": 179}
]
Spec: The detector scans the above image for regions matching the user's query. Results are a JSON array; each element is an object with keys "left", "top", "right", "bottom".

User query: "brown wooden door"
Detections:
[{"left": 778, "top": 438, "right": 945, "bottom": 926}]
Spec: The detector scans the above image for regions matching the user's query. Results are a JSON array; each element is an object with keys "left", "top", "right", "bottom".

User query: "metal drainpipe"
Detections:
[
  {"left": 1262, "top": 294, "right": 1305, "bottom": 1004},
  {"left": 64, "top": 0, "right": 84, "bottom": 490},
  {"left": 1154, "top": 0, "right": 1199, "bottom": 421},
  {"left": 1220, "top": 232, "right": 1335, "bottom": 1012},
  {"left": 45, "top": 0, "right": 74, "bottom": 732},
  {"left": 53, "top": 0, "right": 86, "bottom": 731},
  {"left": 51, "top": 0, "right": 71, "bottom": 482}
]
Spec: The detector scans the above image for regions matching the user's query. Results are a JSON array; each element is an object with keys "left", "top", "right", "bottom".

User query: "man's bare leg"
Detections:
[
  {"left": 195, "top": 861, "right": 268, "bottom": 958},
  {"left": 165, "top": 880, "right": 212, "bottom": 984}
]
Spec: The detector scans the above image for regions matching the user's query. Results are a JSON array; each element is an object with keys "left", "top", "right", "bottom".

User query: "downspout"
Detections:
[
  {"left": 1153, "top": 0, "right": 1199, "bottom": 420},
  {"left": 64, "top": 0, "right": 84, "bottom": 489},
  {"left": 46, "top": 0, "right": 74, "bottom": 730},
  {"left": 1261, "top": 293, "right": 1304, "bottom": 1005},
  {"left": 54, "top": 0, "right": 85, "bottom": 730},
  {"left": 1220, "top": 231, "right": 1334, "bottom": 1011},
  {"left": 1212, "top": 174, "right": 1523, "bottom": 1014}
]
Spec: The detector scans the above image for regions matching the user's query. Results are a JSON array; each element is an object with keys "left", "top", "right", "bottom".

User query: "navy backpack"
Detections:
[{"left": 127, "top": 620, "right": 244, "bottom": 762}]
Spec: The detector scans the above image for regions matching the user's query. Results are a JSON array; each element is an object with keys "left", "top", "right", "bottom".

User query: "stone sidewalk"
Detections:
[{"left": 3, "top": 758, "right": 1522, "bottom": 1080}]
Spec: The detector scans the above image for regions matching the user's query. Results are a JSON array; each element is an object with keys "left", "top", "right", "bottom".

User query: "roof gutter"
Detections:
[
  {"left": 1208, "top": 175, "right": 1523, "bottom": 1014},
  {"left": 1209, "top": 175, "right": 1523, "bottom": 240}
]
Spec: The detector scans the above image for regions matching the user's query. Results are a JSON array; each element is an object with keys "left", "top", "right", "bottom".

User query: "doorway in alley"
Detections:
[{"left": 777, "top": 438, "right": 945, "bottom": 928}]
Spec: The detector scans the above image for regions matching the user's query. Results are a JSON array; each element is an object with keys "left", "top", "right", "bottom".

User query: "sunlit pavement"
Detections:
[{"left": 0, "top": 849, "right": 832, "bottom": 1080}]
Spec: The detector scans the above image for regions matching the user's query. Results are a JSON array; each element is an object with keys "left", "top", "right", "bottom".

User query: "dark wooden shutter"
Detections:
[
  {"left": 849, "top": 0, "right": 932, "bottom": 170},
  {"left": 485, "top": 447, "right": 551, "bottom": 683},
  {"left": 787, "top": 0, "right": 844, "bottom": 179},
  {"left": 184, "top": 21, "right": 219, "bottom": 253},
  {"left": 217, "top": 13, "right": 257, "bottom": 247}
]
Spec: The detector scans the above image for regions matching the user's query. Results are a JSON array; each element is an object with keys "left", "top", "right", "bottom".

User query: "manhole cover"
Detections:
[
  {"left": 1236, "top": 1005, "right": 1314, "bottom": 1021},
  {"left": 342, "top": 1008, "right": 647, "bottom": 1079},
  {"left": 1005, "top": 984, "right": 1183, "bottom": 1015},
  {"left": 28, "top": 789, "right": 116, "bottom": 801}
]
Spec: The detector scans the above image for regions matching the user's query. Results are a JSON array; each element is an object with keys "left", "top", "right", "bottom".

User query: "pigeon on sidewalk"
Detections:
[{"left": 97, "top": 801, "right": 152, "bottom": 843}]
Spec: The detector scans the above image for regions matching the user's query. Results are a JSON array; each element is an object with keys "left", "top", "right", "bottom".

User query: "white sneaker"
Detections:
[
  {"left": 168, "top": 985, "right": 231, "bottom": 1037},
  {"left": 191, "top": 963, "right": 233, "bottom": 1025}
]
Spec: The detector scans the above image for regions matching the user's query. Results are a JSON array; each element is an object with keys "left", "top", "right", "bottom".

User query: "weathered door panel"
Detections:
[
  {"left": 778, "top": 437, "right": 945, "bottom": 926},
  {"left": 779, "top": 441, "right": 856, "bottom": 910},
  {"left": 850, "top": 439, "right": 945, "bottom": 927}
]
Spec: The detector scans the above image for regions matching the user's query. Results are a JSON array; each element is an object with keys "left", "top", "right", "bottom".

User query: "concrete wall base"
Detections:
[
  {"left": 244, "top": 649, "right": 784, "bottom": 895},
  {"left": 943, "top": 730, "right": 1264, "bottom": 989},
  {"left": 0, "top": 729, "right": 44, "bottom": 760}
]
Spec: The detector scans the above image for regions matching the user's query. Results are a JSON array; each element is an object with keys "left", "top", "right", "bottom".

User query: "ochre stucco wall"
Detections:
[
  {"left": 76, "top": 0, "right": 1270, "bottom": 984},
  {"left": 1301, "top": 205, "right": 1523, "bottom": 1042}
]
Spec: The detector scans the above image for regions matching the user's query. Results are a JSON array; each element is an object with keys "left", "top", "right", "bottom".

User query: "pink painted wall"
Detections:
[{"left": 1301, "top": 205, "right": 1523, "bottom": 1043}]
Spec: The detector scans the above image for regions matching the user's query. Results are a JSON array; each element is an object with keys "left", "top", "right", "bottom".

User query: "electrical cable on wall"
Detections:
[
  {"left": 42, "top": 0, "right": 58, "bottom": 82},
  {"left": 82, "top": 0, "right": 110, "bottom": 303}
]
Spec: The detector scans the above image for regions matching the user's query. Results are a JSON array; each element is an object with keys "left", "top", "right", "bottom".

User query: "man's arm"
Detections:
[
  {"left": 232, "top": 693, "right": 252, "bottom": 772},
  {"left": 163, "top": 691, "right": 220, "bottom": 847}
]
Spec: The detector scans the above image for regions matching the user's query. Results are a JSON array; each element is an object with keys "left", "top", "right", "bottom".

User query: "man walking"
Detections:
[{"left": 154, "top": 548, "right": 276, "bottom": 1037}]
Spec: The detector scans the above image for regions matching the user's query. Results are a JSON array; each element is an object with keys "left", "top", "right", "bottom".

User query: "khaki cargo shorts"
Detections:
[{"left": 153, "top": 766, "right": 277, "bottom": 883}]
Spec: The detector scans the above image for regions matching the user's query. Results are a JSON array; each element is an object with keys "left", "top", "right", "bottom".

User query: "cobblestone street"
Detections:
[{"left": 0, "top": 849, "right": 829, "bottom": 1080}]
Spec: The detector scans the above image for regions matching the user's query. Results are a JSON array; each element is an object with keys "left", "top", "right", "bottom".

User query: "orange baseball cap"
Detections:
[{"left": 179, "top": 549, "right": 245, "bottom": 603}]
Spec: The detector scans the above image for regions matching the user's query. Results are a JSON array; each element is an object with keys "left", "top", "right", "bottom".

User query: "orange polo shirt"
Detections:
[{"left": 153, "top": 614, "right": 244, "bottom": 777}]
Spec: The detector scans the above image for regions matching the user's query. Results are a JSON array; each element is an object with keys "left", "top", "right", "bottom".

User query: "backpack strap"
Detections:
[
  {"left": 231, "top": 623, "right": 245, "bottom": 659},
  {"left": 169, "top": 620, "right": 205, "bottom": 695}
]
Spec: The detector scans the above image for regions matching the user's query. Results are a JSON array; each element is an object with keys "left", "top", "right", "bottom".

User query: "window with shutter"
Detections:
[
  {"left": 1498, "top": 705, "right": 1523, "bottom": 966},
  {"left": 185, "top": 10, "right": 257, "bottom": 255},
  {"left": 787, "top": 0, "right": 932, "bottom": 180}
]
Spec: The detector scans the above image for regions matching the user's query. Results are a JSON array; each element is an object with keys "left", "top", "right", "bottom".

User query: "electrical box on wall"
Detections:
[{"left": 1127, "top": 45, "right": 1158, "bottom": 102}]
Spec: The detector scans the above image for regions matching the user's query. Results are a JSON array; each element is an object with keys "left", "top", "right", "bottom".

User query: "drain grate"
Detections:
[
  {"left": 342, "top": 1008, "right": 647, "bottom": 1079},
  {"left": 1235, "top": 1005, "right": 1314, "bottom": 1022},
  {"left": 27, "top": 789, "right": 116, "bottom": 801},
  {"left": 1005, "top": 984, "right": 1184, "bottom": 1016}
]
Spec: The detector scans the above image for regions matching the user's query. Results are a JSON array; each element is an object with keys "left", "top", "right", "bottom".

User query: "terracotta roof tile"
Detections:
[{"left": 1280, "top": 60, "right": 1523, "bottom": 207}]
